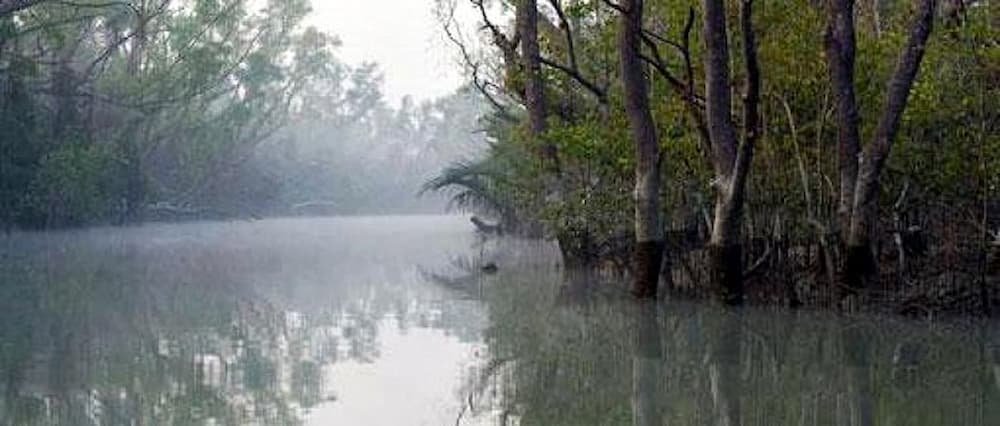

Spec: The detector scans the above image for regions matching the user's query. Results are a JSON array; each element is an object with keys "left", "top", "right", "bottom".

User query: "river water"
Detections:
[{"left": 0, "top": 215, "right": 998, "bottom": 425}]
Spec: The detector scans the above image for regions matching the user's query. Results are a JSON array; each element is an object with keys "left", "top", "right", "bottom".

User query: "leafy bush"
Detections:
[{"left": 22, "top": 143, "right": 124, "bottom": 227}]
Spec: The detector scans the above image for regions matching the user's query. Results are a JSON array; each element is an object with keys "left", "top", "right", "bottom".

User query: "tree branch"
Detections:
[
  {"left": 642, "top": 28, "right": 686, "bottom": 54},
  {"left": 471, "top": 0, "right": 519, "bottom": 57},
  {"left": 441, "top": 3, "right": 516, "bottom": 121},
  {"left": 1, "top": 0, "right": 130, "bottom": 17},
  {"left": 547, "top": 0, "right": 577, "bottom": 71},
  {"left": 639, "top": 26, "right": 711, "bottom": 161},
  {"left": 733, "top": 0, "right": 761, "bottom": 185},
  {"left": 539, "top": 55, "right": 607, "bottom": 103}
]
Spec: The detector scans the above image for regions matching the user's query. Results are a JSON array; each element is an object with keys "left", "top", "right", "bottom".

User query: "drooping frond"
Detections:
[
  {"left": 421, "top": 158, "right": 512, "bottom": 217},
  {"left": 420, "top": 160, "right": 494, "bottom": 194}
]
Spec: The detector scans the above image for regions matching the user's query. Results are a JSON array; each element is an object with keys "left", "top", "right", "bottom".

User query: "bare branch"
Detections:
[
  {"left": 547, "top": 0, "right": 576, "bottom": 71},
  {"left": 639, "top": 27, "right": 711, "bottom": 161},
  {"left": 441, "top": 2, "right": 516, "bottom": 121},
  {"left": 539, "top": 55, "right": 607, "bottom": 103},
  {"left": 681, "top": 6, "right": 697, "bottom": 102},
  {"left": 642, "top": 28, "right": 685, "bottom": 54},
  {"left": 734, "top": 0, "right": 762, "bottom": 181},
  {"left": 537, "top": 0, "right": 607, "bottom": 104},
  {"left": 471, "top": 0, "right": 518, "bottom": 57},
  {"left": 639, "top": 34, "right": 686, "bottom": 91}
]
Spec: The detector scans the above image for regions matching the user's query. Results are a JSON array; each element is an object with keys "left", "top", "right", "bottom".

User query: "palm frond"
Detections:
[
  {"left": 421, "top": 158, "right": 512, "bottom": 217},
  {"left": 420, "top": 160, "right": 494, "bottom": 194}
]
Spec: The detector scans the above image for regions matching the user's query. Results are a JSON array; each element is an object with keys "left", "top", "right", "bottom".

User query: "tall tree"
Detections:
[
  {"left": 517, "top": 0, "right": 555, "bottom": 168},
  {"left": 702, "top": 0, "right": 761, "bottom": 304},
  {"left": 840, "top": 0, "right": 939, "bottom": 290},
  {"left": 617, "top": 0, "right": 663, "bottom": 298},
  {"left": 121, "top": 0, "right": 153, "bottom": 223},
  {"left": 825, "top": 0, "right": 862, "bottom": 240}
]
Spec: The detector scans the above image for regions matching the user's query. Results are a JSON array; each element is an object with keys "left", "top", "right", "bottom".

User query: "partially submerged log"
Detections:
[{"left": 470, "top": 216, "right": 502, "bottom": 235}]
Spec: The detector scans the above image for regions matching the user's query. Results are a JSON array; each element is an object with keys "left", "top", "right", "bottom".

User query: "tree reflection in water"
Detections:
[
  {"left": 456, "top": 239, "right": 1000, "bottom": 426},
  {"left": 3, "top": 219, "right": 1000, "bottom": 425},
  {"left": 0, "top": 217, "right": 486, "bottom": 425}
]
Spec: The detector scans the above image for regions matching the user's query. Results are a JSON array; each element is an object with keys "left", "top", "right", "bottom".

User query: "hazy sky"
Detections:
[{"left": 308, "top": 0, "right": 466, "bottom": 105}]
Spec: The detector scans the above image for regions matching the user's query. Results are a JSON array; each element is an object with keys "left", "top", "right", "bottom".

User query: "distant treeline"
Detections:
[{"left": 0, "top": 0, "right": 486, "bottom": 230}]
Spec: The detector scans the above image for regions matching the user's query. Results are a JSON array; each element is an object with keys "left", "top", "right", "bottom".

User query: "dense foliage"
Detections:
[
  {"left": 0, "top": 0, "right": 485, "bottom": 229},
  {"left": 430, "top": 0, "right": 1000, "bottom": 310}
]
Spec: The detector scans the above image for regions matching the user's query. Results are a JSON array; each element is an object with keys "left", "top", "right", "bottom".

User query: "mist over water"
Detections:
[
  {"left": 2, "top": 0, "right": 998, "bottom": 423},
  {"left": 0, "top": 216, "right": 489, "bottom": 424},
  {"left": 1, "top": 215, "right": 999, "bottom": 425}
]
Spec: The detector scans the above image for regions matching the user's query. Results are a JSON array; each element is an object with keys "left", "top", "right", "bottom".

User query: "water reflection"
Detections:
[
  {"left": 631, "top": 303, "right": 662, "bottom": 426},
  {"left": 468, "top": 247, "right": 1000, "bottom": 426},
  {"left": 3, "top": 217, "right": 1000, "bottom": 425},
  {"left": 0, "top": 216, "right": 486, "bottom": 425}
]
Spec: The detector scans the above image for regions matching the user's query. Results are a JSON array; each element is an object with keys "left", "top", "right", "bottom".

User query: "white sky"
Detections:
[{"left": 308, "top": 0, "right": 467, "bottom": 106}]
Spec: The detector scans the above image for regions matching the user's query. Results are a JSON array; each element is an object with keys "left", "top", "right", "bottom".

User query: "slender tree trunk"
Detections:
[
  {"left": 123, "top": 2, "right": 149, "bottom": 224},
  {"left": 844, "top": 0, "right": 937, "bottom": 289},
  {"left": 517, "top": 0, "right": 554, "bottom": 167},
  {"left": 51, "top": 43, "right": 79, "bottom": 143},
  {"left": 619, "top": 0, "right": 664, "bottom": 298},
  {"left": 518, "top": 0, "right": 591, "bottom": 269},
  {"left": 825, "top": 0, "right": 862, "bottom": 240},
  {"left": 703, "top": 0, "right": 740, "bottom": 303},
  {"left": 702, "top": 0, "right": 760, "bottom": 305}
]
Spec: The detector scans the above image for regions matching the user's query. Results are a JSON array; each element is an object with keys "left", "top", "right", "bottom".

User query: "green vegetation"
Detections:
[
  {"left": 429, "top": 0, "right": 1000, "bottom": 313},
  {"left": 3, "top": 0, "right": 999, "bottom": 313},
  {"left": 0, "top": 0, "right": 484, "bottom": 229}
]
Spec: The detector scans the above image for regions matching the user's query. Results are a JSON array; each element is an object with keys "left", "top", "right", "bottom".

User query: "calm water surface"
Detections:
[{"left": 1, "top": 216, "right": 999, "bottom": 425}]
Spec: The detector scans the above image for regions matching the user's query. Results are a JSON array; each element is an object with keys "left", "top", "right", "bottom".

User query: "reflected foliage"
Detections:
[
  {"left": 0, "top": 217, "right": 485, "bottom": 425},
  {"left": 462, "top": 241, "right": 1000, "bottom": 425}
]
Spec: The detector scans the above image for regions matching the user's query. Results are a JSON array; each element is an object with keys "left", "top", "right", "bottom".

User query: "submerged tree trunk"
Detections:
[
  {"left": 631, "top": 302, "right": 663, "bottom": 426},
  {"left": 702, "top": 0, "right": 760, "bottom": 305},
  {"left": 618, "top": 0, "right": 663, "bottom": 299},
  {"left": 842, "top": 324, "right": 874, "bottom": 426},
  {"left": 709, "top": 310, "right": 743, "bottom": 426},
  {"left": 825, "top": 0, "right": 862, "bottom": 240},
  {"left": 844, "top": 0, "right": 937, "bottom": 289}
]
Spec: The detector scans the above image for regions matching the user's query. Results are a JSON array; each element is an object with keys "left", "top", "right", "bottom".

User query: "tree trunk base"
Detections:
[
  {"left": 709, "top": 244, "right": 744, "bottom": 305},
  {"left": 632, "top": 241, "right": 664, "bottom": 299},
  {"left": 559, "top": 232, "right": 598, "bottom": 268},
  {"left": 844, "top": 243, "right": 877, "bottom": 293},
  {"left": 558, "top": 267, "right": 597, "bottom": 305}
]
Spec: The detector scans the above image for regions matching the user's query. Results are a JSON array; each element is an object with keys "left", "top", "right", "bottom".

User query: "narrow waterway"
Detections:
[{"left": 1, "top": 216, "right": 998, "bottom": 425}]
